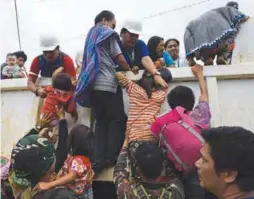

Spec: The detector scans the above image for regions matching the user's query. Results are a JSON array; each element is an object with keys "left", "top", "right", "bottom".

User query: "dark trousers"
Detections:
[
  {"left": 183, "top": 172, "right": 205, "bottom": 199},
  {"left": 90, "top": 86, "right": 127, "bottom": 169}
]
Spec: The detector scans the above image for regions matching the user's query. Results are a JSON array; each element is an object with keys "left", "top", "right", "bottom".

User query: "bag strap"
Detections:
[
  {"left": 159, "top": 188, "right": 172, "bottom": 199},
  {"left": 133, "top": 184, "right": 173, "bottom": 199},
  {"left": 178, "top": 120, "right": 204, "bottom": 143},
  {"left": 133, "top": 184, "right": 150, "bottom": 199}
]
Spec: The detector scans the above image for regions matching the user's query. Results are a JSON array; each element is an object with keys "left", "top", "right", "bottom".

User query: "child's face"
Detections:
[{"left": 7, "top": 55, "right": 17, "bottom": 66}]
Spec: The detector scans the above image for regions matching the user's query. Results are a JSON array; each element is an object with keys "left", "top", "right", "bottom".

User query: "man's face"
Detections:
[
  {"left": 17, "top": 57, "right": 25, "bottom": 67},
  {"left": 195, "top": 143, "right": 226, "bottom": 194},
  {"left": 166, "top": 40, "right": 179, "bottom": 59},
  {"left": 7, "top": 55, "right": 17, "bottom": 66},
  {"left": 122, "top": 31, "right": 139, "bottom": 48},
  {"left": 43, "top": 49, "right": 59, "bottom": 63}
]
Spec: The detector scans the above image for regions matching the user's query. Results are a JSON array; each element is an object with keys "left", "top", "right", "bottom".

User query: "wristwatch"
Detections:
[{"left": 153, "top": 71, "right": 161, "bottom": 76}]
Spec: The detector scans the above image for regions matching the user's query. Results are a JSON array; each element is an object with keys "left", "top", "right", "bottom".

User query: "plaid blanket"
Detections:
[{"left": 184, "top": 6, "right": 248, "bottom": 57}]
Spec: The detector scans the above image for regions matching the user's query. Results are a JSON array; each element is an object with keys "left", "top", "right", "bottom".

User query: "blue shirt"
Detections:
[{"left": 121, "top": 40, "right": 149, "bottom": 70}]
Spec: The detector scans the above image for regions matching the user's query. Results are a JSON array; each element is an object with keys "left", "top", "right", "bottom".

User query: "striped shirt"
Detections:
[{"left": 119, "top": 76, "right": 167, "bottom": 143}]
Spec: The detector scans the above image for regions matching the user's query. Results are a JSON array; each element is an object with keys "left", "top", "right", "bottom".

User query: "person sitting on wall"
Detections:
[
  {"left": 164, "top": 38, "right": 187, "bottom": 67},
  {"left": 13, "top": 51, "right": 28, "bottom": 77},
  {"left": 27, "top": 34, "right": 76, "bottom": 98},
  {"left": 147, "top": 36, "right": 174, "bottom": 68},
  {"left": 2, "top": 53, "right": 25, "bottom": 79}
]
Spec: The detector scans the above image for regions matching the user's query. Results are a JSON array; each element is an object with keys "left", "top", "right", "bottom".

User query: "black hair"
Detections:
[
  {"left": 136, "top": 72, "right": 155, "bottom": 98},
  {"left": 164, "top": 38, "right": 180, "bottom": 49},
  {"left": 52, "top": 73, "right": 73, "bottom": 91},
  {"left": 94, "top": 10, "right": 115, "bottom": 25},
  {"left": 68, "top": 125, "right": 94, "bottom": 159},
  {"left": 120, "top": 28, "right": 128, "bottom": 36},
  {"left": 226, "top": 1, "right": 238, "bottom": 10},
  {"left": 147, "top": 36, "right": 164, "bottom": 62},
  {"left": 137, "top": 68, "right": 172, "bottom": 98},
  {"left": 202, "top": 126, "right": 254, "bottom": 192},
  {"left": 7, "top": 53, "right": 16, "bottom": 58},
  {"left": 134, "top": 143, "right": 164, "bottom": 181},
  {"left": 13, "top": 51, "right": 27, "bottom": 62},
  {"left": 167, "top": 85, "right": 195, "bottom": 111},
  {"left": 6, "top": 53, "right": 12, "bottom": 58}
]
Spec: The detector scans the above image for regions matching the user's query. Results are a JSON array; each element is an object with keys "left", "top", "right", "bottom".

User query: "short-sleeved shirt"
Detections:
[
  {"left": 40, "top": 86, "right": 75, "bottom": 121},
  {"left": 121, "top": 40, "right": 149, "bottom": 70},
  {"left": 58, "top": 155, "right": 94, "bottom": 195},
  {"left": 93, "top": 36, "right": 122, "bottom": 93},
  {"left": 118, "top": 75, "right": 167, "bottom": 143},
  {"left": 29, "top": 54, "right": 76, "bottom": 81},
  {"left": 151, "top": 101, "right": 211, "bottom": 135}
]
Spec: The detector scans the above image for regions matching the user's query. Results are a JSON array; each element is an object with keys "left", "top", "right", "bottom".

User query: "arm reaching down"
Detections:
[
  {"left": 141, "top": 56, "right": 168, "bottom": 88},
  {"left": 115, "top": 54, "right": 131, "bottom": 72}
]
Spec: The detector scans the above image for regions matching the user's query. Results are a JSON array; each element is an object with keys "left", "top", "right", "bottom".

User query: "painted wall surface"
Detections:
[{"left": 1, "top": 72, "right": 254, "bottom": 157}]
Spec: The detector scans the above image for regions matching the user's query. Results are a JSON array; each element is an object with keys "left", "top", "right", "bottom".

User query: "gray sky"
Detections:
[{"left": 0, "top": 0, "right": 253, "bottom": 66}]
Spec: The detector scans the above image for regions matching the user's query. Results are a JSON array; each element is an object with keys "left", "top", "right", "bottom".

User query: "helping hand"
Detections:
[
  {"left": 71, "top": 110, "right": 78, "bottom": 123},
  {"left": 34, "top": 182, "right": 52, "bottom": 192},
  {"left": 131, "top": 66, "right": 139, "bottom": 75},
  {"left": 154, "top": 75, "right": 168, "bottom": 88},
  {"left": 37, "top": 88, "right": 47, "bottom": 98},
  {"left": 191, "top": 64, "right": 204, "bottom": 78}
]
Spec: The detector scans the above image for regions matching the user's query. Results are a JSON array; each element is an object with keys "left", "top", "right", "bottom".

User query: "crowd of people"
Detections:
[{"left": 1, "top": 1, "right": 254, "bottom": 199}]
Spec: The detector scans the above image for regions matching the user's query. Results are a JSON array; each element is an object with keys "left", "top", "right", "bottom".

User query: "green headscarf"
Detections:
[{"left": 10, "top": 134, "right": 55, "bottom": 187}]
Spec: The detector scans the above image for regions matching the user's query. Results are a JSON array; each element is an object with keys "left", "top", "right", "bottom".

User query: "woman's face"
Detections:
[
  {"left": 156, "top": 40, "right": 164, "bottom": 57},
  {"left": 102, "top": 17, "right": 116, "bottom": 29},
  {"left": 166, "top": 40, "right": 179, "bottom": 59}
]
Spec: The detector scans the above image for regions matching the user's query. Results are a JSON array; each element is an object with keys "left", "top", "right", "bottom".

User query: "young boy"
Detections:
[
  {"left": 39, "top": 72, "right": 78, "bottom": 127},
  {"left": 2, "top": 54, "right": 25, "bottom": 79},
  {"left": 151, "top": 64, "right": 211, "bottom": 199}
]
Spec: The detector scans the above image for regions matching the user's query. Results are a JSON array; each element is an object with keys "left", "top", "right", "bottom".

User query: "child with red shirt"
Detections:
[
  {"left": 35, "top": 125, "right": 95, "bottom": 199},
  {"left": 40, "top": 72, "right": 78, "bottom": 127}
]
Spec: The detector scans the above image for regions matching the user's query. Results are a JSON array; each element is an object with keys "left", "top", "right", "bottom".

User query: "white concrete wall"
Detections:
[{"left": 1, "top": 64, "right": 254, "bottom": 158}]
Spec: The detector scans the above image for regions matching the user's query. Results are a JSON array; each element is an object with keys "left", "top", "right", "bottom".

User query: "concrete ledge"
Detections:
[{"left": 1, "top": 64, "right": 254, "bottom": 91}]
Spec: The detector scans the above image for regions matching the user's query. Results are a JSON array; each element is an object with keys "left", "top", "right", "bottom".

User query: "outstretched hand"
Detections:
[
  {"left": 191, "top": 64, "right": 204, "bottom": 78},
  {"left": 55, "top": 106, "right": 65, "bottom": 120},
  {"left": 71, "top": 110, "right": 78, "bottom": 123},
  {"left": 34, "top": 182, "right": 52, "bottom": 192},
  {"left": 154, "top": 75, "right": 168, "bottom": 88},
  {"left": 131, "top": 66, "right": 139, "bottom": 75},
  {"left": 38, "top": 113, "right": 53, "bottom": 128}
]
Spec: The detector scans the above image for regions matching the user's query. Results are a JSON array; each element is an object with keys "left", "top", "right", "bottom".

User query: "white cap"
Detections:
[
  {"left": 40, "top": 34, "right": 59, "bottom": 51},
  {"left": 75, "top": 50, "right": 83, "bottom": 67},
  {"left": 121, "top": 19, "right": 142, "bottom": 35}
]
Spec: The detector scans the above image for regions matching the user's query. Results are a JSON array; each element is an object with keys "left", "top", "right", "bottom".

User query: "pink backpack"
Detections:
[{"left": 159, "top": 106, "right": 205, "bottom": 175}]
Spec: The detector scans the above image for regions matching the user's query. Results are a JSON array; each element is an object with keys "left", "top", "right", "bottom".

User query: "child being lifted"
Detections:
[{"left": 39, "top": 70, "right": 78, "bottom": 128}]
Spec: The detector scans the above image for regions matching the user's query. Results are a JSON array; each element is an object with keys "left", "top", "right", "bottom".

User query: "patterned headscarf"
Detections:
[
  {"left": 10, "top": 134, "right": 55, "bottom": 187},
  {"left": 75, "top": 23, "right": 118, "bottom": 107}
]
